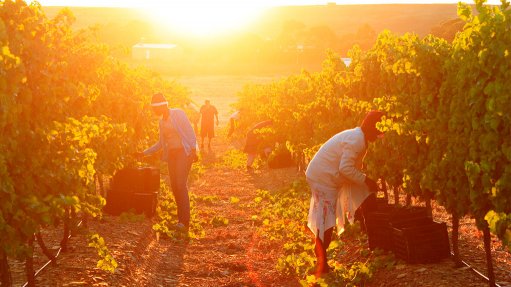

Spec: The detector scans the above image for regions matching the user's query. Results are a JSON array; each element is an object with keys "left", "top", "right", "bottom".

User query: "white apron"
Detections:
[{"left": 307, "top": 179, "right": 370, "bottom": 241}]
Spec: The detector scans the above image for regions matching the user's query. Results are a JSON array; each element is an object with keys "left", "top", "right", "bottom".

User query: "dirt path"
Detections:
[
  {"left": 118, "top": 134, "right": 300, "bottom": 287},
  {"left": 17, "top": 129, "right": 511, "bottom": 287}
]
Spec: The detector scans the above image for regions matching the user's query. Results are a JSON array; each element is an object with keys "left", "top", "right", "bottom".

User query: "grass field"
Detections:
[{"left": 170, "top": 75, "right": 282, "bottom": 123}]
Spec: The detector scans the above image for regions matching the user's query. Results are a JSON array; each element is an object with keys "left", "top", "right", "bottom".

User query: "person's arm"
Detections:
[
  {"left": 143, "top": 123, "right": 162, "bottom": 156},
  {"left": 228, "top": 118, "right": 235, "bottom": 137},
  {"left": 252, "top": 120, "right": 272, "bottom": 130},
  {"left": 215, "top": 107, "right": 219, "bottom": 126},
  {"left": 338, "top": 144, "right": 366, "bottom": 185}
]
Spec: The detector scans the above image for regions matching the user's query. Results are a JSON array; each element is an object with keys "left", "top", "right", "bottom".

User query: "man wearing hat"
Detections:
[
  {"left": 137, "top": 93, "right": 198, "bottom": 231},
  {"left": 305, "top": 110, "right": 384, "bottom": 276}
]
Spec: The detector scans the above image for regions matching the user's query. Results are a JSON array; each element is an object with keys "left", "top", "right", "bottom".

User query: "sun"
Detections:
[{"left": 144, "top": 2, "right": 267, "bottom": 37}]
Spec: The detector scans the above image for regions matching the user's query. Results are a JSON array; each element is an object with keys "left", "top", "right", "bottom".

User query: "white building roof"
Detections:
[
  {"left": 341, "top": 57, "right": 352, "bottom": 67},
  {"left": 132, "top": 43, "right": 177, "bottom": 49}
]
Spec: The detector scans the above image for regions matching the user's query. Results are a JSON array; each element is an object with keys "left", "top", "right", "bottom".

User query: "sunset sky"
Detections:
[
  {"left": 29, "top": 0, "right": 504, "bottom": 35},
  {"left": 33, "top": 0, "right": 503, "bottom": 7}
]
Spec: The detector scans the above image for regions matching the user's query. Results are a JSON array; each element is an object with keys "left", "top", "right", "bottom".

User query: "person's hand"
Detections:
[
  {"left": 216, "top": 120, "right": 219, "bottom": 126},
  {"left": 364, "top": 177, "right": 379, "bottom": 192},
  {"left": 133, "top": 152, "right": 145, "bottom": 161}
]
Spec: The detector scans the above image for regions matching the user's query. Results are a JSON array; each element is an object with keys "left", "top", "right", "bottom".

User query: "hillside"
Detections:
[
  {"left": 252, "top": 4, "right": 460, "bottom": 37},
  {"left": 43, "top": 4, "right": 461, "bottom": 40}
]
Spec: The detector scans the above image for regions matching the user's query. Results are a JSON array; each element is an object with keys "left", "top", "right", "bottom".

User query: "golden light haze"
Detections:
[
  {"left": 142, "top": 3, "right": 268, "bottom": 36},
  {"left": 30, "top": 0, "right": 503, "bottom": 36},
  {"left": 31, "top": 0, "right": 504, "bottom": 6}
]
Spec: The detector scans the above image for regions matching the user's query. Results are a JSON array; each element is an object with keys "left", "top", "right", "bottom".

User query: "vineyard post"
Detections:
[
  {"left": 393, "top": 187, "right": 400, "bottom": 206},
  {"left": 299, "top": 151, "right": 306, "bottom": 173},
  {"left": 380, "top": 179, "right": 388, "bottom": 201},
  {"left": 25, "top": 235, "right": 35, "bottom": 287},
  {"left": 35, "top": 232, "right": 56, "bottom": 265},
  {"left": 482, "top": 222, "right": 496, "bottom": 287},
  {"left": 424, "top": 198, "right": 432, "bottom": 218},
  {"left": 82, "top": 214, "right": 89, "bottom": 229},
  {"left": 451, "top": 212, "right": 462, "bottom": 267},
  {"left": 70, "top": 207, "right": 77, "bottom": 236},
  {"left": 405, "top": 194, "right": 412, "bottom": 206},
  {"left": 60, "top": 208, "right": 70, "bottom": 252},
  {"left": 0, "top": 249, "right": 12, "bottom": 287},
  {"left": 422, "top": 188, "right": 433, "bottom": 218}
]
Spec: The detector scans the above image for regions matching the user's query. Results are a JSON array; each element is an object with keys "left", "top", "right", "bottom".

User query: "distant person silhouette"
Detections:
[
  {"left": 227, "top": 110, "right": 241, "bottom": 137},
  {"left": 199, "top": 99, "right": 218, "bottom": 150},
  {"left": 243, "top": 120, "right": 273, "bottom": 171}
]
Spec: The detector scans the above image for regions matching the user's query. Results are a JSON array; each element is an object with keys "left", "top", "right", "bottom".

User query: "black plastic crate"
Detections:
[
  {"left": 355, "top": 194, "right": 390, "bottom": 234},
  {"left": 392, "top": 221, "right": 450, "bottom": 263},
  {"left": 104, "top": 189, "right": 158, "bottom": 217},
  {"left": 366, "top": 219, "right": 394, "bottom": 250},
  {"left": 104, "top": 167, "right": 160, "bottom": 217},
  {"left": 375, "top": 198, "right": 390, "bottom": 210},
  {"left": 366, "top": 205, "right": 432, "bottom": 251},
  {"left": 389, "top": 206, "right": 431, "bottom": 224},
  {"left": 112, "top": 167, "right": 159, "bottom": 193},
  {"left": 104, "top": 189, "right": 131, "bottom": 216},
  {"left": 131, "top": 192, "right": 158, "bottom": 217},
  {"left": 366, "top": 208, "right": 396, "bottom": 251}
]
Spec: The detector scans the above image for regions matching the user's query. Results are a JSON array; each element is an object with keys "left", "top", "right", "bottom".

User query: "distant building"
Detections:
[
  {"left": 131, "top": 43, "right": 180, "bottom": 61},
  {"left": 341, "top": 57, "right": 352, "bottom": 67},
  {"left": 291, "top": 43, "right": 316, "bottom": 52}
]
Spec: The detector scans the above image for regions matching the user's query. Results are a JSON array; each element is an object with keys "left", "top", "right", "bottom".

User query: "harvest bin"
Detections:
[
  {"left": 104, "top": 167, "right": 160, "bottom": 217},
  {"left": 366, "top": 205, "right": 431, "bottom": 251},
  {"left": 111, "top": 167, "right": 159, "bottom": 192},
  {"left": 355, "top": 195, "right": 389, "bottom": 232},
  {"left": 392, "top": 221, "right": 450, "bottom": 263}
]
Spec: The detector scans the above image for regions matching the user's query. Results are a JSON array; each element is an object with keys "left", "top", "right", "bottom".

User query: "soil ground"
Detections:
[{"left": 10, "top": 133, "right": 511, "bottom": 287}]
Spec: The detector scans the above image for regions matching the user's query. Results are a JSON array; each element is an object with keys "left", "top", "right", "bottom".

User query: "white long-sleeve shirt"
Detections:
[
  {"left": 305, "top": 127, "right": 367, "bottom": 188},
  {"left": 143, "top": 109, "right": 197, "bottom": 161}
]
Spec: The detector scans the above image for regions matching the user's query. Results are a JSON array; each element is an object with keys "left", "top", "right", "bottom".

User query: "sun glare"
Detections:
[{"left": 144, "top": 2, "right": 267, "bottom": 37}]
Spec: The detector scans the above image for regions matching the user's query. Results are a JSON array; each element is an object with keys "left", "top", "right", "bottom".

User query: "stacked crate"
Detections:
[
  {"left": 392, "top": 221, "right": 450, "bottom": 263},
  {"left": 364, "top": 202, "right": 450, "bottom": 263},
  {"left": 366, "top": 204, "right": 431, "bottom": 251},
  {"left": 104, "top": 167, "right": 159, "bottom": 217}
]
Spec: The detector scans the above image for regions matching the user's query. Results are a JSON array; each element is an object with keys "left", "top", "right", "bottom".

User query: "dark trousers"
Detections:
[{"left": 167, "top": 148, "right": 192, "bottom": 226}]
